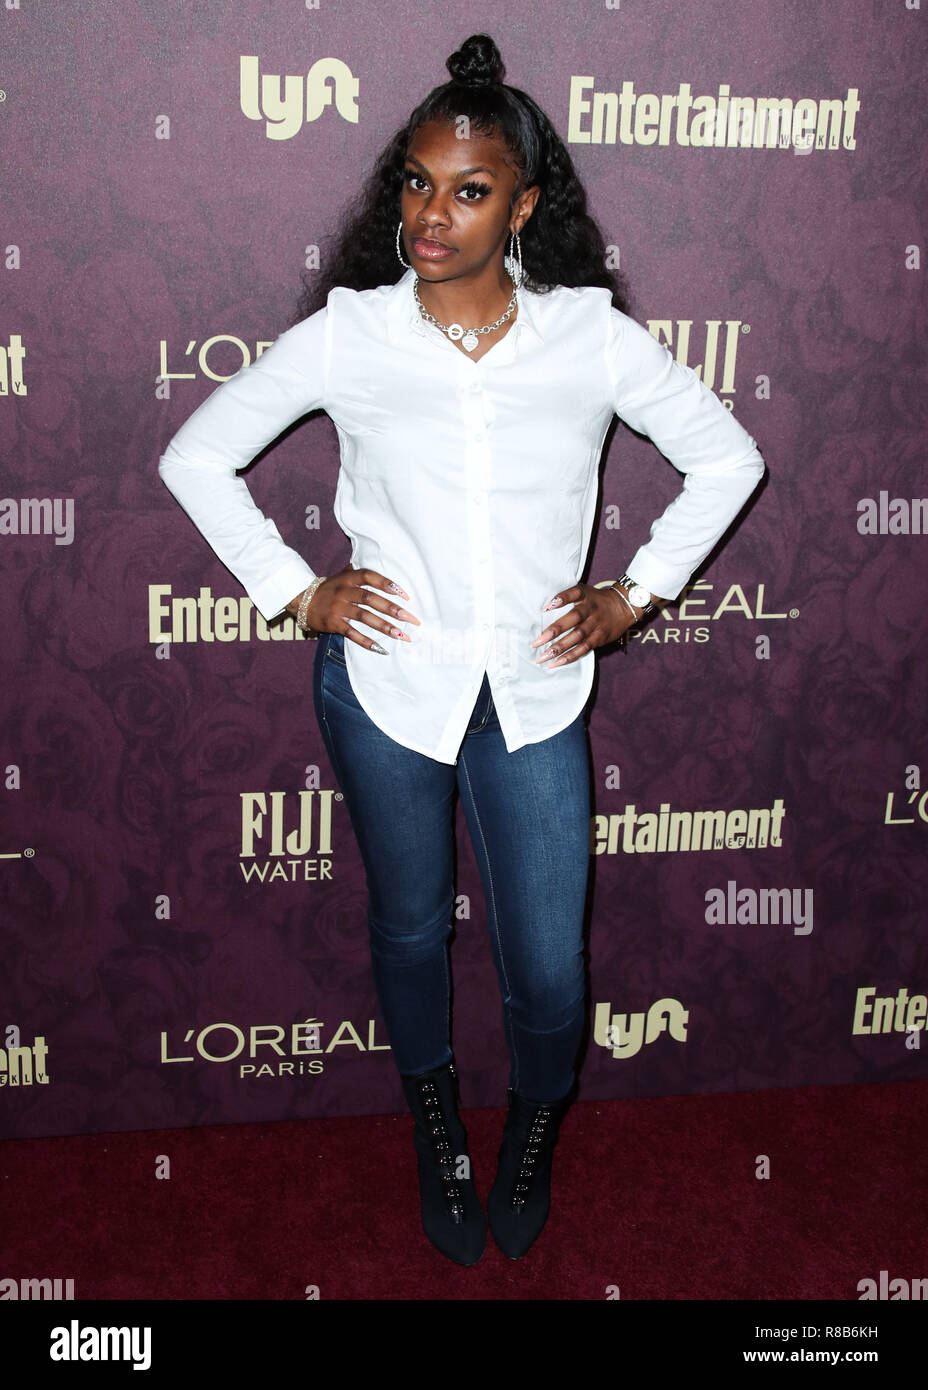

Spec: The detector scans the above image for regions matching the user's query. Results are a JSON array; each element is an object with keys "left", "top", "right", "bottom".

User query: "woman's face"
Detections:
[{"left": 400, "top": 118, "right": 539, "bottom": 289}]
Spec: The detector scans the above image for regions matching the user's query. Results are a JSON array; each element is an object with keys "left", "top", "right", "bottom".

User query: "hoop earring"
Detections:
[
  {"left": 396, "top": 221, "right": 412, "bottom": 270},
  {"left": 505, "top": 231, "right": 523, "bottom": 288}
]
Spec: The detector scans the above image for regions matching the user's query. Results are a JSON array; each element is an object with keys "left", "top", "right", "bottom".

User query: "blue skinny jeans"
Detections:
[{"left": 312, "top": 628, "right": 590, "bottom": 1104}]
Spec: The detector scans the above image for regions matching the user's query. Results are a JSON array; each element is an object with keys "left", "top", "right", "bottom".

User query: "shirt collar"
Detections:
[{"left": 386, "top": 267, "right": 545, "bottom": 348}]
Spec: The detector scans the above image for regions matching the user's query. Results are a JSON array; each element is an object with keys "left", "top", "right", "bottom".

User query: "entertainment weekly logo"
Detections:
[
  {"left": 0, "top": 333, "right": 26, "bottom": 395},
  {"left": 566, "top": 76, "right": 860, "bottom": 151},
  {"left": 592, "top": 798, "right": 786, "bottom": 855},
  {"left": 148, "top": 585, "right": 307, "bottom": 646},
  {"left": 0, "top": 1030, "right": 49, "bottom": 1087},
  {"left": 852, "top": 986, "right": 925, "bottom": 1048}
]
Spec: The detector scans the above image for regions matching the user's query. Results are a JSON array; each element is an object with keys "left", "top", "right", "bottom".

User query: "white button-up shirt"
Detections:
[{"left": 158, "top": 268, "right": 764, "bottom": 764}]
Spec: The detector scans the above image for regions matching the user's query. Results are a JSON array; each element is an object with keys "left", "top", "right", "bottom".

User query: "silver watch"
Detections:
[{"left": 616, "top": 572, "right": 654, "bottom": 618}]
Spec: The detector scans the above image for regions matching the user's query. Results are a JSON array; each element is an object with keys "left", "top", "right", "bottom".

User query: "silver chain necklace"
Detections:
[{"left": 413, "top": 277, "right": 517, "bottom": 352}]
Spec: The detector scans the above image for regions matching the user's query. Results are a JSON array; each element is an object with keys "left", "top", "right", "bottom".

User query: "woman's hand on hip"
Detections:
[
  {"left": 531, "top": 582, "right": 639, "bottom": 668},
  {"left": 288, "top": 565, "right": 420, "bottom": 651}
]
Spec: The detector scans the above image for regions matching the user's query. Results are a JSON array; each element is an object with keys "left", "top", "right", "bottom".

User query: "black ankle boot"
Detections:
[
  {"left": 400, "top": 1059, "right": 486, "bottom": 1266},
  {"left": 487, "top": 1086, "right": 572, "bottom": 1259}
]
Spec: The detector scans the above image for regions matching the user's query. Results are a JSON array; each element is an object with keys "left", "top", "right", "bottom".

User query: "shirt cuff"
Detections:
[
  {"left": 250, "top": 557, "right": 319, "bottom": 624},
  {"left": 622, "top": 550, "right": 683, "bottom": 603}
]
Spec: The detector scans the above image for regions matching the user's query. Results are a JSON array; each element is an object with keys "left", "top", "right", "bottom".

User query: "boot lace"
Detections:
[
  {"left": 511, "top": 1107, "right": 554, "bottom": 1211},
  {"left": 419, "top": 1077, "right": 465, "bottom": 1224}
]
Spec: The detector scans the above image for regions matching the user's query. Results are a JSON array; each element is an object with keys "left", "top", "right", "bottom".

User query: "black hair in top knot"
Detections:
[
  {"left": 446, "top": 34, "right": 505, "bottom": 88},
  {"left": 293, "top": 27, "right": 633, "bottom": 321}
]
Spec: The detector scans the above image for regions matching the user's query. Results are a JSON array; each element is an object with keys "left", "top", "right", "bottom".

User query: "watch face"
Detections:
[{"left": 628, "top": 584, "right": 650, "bottom": 608}]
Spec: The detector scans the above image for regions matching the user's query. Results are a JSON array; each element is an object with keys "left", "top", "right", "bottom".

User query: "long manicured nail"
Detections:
[
  {"left": 388, "top": 583, "right": 409, "bottom": 598},
  {"left": 543, "top": 596, "right": 561, "bottom": 611},
  {"left": 371, "top": 643, "right": 388, "bottom": 655}
]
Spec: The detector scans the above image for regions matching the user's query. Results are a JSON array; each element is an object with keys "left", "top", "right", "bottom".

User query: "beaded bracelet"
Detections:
[{"left": 295, "top": 576, "right": 327, "bottom": 638}]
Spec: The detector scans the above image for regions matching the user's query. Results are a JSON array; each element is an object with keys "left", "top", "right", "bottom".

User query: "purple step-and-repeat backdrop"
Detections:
[{"left": 1, "top": 0, "right": 926, "bottom": 1141}]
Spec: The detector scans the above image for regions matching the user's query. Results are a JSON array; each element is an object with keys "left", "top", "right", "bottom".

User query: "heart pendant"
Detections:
[{"left": 462, "top": 330, "right": 479, "bottom": 352}]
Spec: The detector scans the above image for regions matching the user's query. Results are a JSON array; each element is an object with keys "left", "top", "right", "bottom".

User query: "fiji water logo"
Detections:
[
  {"left": 240, "top": 55, "right": 359, "bottom": 139},
  {"left": 240, "top": 789, "right": 339, "bottom": 883},
  {"left": 647, "top": 318, "right": 748, "bottom": 399}
]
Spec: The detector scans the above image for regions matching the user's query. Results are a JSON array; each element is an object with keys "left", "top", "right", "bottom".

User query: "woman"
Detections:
[{"left": 158, "top": 33, "right": 765, "bottom": 1267}]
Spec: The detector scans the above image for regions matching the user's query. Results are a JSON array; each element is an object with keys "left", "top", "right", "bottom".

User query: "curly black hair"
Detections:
[{"left": 289, "top": 33, "right": 631, "bottom": 325}]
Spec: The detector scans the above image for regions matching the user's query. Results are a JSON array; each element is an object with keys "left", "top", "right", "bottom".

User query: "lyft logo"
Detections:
[{"left": 240, "top": 55, "right": 359, "bottom": 139}]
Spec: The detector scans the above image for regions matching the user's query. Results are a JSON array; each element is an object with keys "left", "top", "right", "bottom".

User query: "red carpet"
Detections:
[{"left": 2, "top": 1079, "right": 925, "bottom": 1301}]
